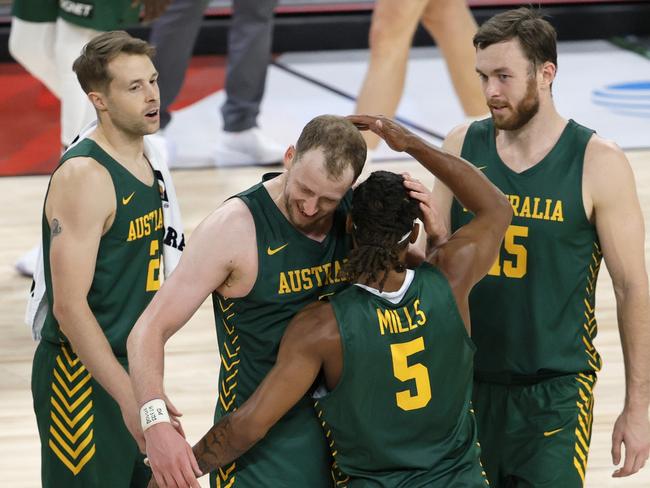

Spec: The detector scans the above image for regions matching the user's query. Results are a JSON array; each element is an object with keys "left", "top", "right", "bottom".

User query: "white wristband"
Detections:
[{"left": 140, "top": 398, "right": 171, "bottom": 432}]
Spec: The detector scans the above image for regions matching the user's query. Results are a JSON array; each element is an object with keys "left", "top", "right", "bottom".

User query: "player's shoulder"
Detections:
[
  {"left": 585, "top": 133, "right": 625, "bottom": 161},
  {"left": 52, "top": 155, "right": 111, "bottom": 187},
  {"left": 289, "top": 300, "right": 338, "bottom": 346},
  {"left": 442, "top": 122, "right": 473, "bottom": 155},
  {"left": 48, "top": 156, "right": 114, "bottom": 208},
  {"left": 584, "top": 133, "right": 629, "bottom": 175},
  {"left": 193, "top": 198, "right": 255, "bottom": 246}
]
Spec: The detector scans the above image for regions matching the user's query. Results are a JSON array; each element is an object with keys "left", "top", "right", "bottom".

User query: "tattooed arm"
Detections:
[
  {"left": 45, "top": 157, "right": 146, "bottom": 450},
  {"left": 151, "top": 302, "right": 341, "bottom": 484}
]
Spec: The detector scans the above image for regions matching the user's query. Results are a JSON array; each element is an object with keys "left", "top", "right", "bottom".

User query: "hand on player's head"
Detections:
[{"left": 347, "top": 115, "right": 412, "bottom": 152}]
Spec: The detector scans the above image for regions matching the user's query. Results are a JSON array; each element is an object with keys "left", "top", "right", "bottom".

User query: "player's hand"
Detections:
[
  {"left": 347, "top": 115, "right": 413, "bottom": 152},
  {"left": 132, "top": 0, "right": 172, "bottom": 22},
  {"left": 164, "top": 395, "right": 187, "bottom": 438},
  {"left": 145, "top": 422, "right": 202, "bottom": 488},
  {"left": 402, "top": 173, "right": 448, "bottom": 246},
  {"left": 611, "top": 407, "right": 650, "bottom": 477}
]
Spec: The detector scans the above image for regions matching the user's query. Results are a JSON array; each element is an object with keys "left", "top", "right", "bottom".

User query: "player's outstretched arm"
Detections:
[
  {"left": 47, "top": 157, "right": 147, "bottom": 450},
  {"left": 584, "top": 137, "right": 650, "bottom": 477},
  {"left": 349, "top": 115, "right": 511, "bottom": 328},
  {"left": 128, "top": 198, "right": 255, "bottom": 488},
  {"left": 186, "top": 302, "right": 339, "bottom": 481}
]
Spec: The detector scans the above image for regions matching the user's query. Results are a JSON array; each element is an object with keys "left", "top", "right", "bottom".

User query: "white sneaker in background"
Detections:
[
  {"left": 213, "top": 128, "right": 285, "bottom": 167},
  {"left": 15, "top": 245, "right": 39, "bottom": 278}
]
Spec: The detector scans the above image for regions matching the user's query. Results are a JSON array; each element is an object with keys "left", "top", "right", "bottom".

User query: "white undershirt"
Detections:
[{"left": 354, "top": 269, "right": 415, "bottom": 304}]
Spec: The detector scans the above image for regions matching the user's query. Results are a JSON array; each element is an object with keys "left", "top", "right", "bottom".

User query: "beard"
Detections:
[{"left": 490, "top": 76, "right": 540, "bottom": 131}]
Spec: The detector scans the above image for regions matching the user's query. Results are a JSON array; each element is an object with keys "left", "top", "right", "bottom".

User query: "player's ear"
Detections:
[
  {"left": 88, "top": 91, "right": 107, "bottom": 112},
  {"left": 283, "top": 145, "right": 296, "bottom": 170},
  {"left": 540, "top": 61, "right": 556, "bottom": 90},
  {"left": 409, "top": 222, "right": 420, "bottom": 244}
]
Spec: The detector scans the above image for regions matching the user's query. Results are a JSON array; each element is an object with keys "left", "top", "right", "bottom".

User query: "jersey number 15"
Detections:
[{"left": 488, "top": 224, "right": 528, "bottom": 278}]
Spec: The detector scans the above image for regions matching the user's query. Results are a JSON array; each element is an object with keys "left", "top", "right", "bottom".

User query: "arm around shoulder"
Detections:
[{"left": 191, "top": 301, "right": 339, "bottom": 476}]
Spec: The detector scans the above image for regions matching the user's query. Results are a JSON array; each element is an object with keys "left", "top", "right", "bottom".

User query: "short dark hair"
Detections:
[
  {"left": 73, "top": 30, "right": 156, "bottom": 93},
  {"left": 474, "top": 8, "right": 557, "bottom": 69},
  {"left": 344, "top": 171, "right": 420, "bottom": 291},
  {"left": 294, "top": 115, "right": 366, "bottom": 181}
]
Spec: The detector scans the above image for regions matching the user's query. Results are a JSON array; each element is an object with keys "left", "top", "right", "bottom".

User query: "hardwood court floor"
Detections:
[{"left": 2, "top": 154, "right": 650, "bottom": 487}]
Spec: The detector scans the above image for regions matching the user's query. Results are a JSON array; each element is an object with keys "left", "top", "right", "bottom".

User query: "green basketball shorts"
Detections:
[
  {"left": 473, "top": 373, "right": 596, "bottom": 488},
  {"left": 32, "top": 340, "right": 150, "bottom": 487}
]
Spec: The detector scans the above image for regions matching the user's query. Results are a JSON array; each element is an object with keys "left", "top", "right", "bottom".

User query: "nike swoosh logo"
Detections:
[
  {"left": 122, "top": 192, "right": 135, "bottom": 205},
  {"left": 543, "top": 428, "right": 564, "bottom": 437},
  {"left": 267, "top": 243, "right": 289, "bottom": 255},
  {"left": 477, "top": 166, "right": 488, "bottom": 171}
]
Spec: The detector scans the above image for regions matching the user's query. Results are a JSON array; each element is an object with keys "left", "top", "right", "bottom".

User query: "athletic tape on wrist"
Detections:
[{"left": 140, "top": 398, "right": 171, "bottom": 432}]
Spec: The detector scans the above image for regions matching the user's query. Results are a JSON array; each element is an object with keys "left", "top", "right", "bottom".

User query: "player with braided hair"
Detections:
[
  {"left": 344, "top": 170, "right": 420, "bottom": 291},
  {"left": 145, "top": 115, "right": 512, "bottom": 487}
]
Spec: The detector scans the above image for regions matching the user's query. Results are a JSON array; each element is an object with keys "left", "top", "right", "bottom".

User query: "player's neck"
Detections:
[
  {"left": 360, "top": 268, "right": 407, "bottom": 293},
  {"left": 93, "top": 122, "right": 145, "bottom": 166},
  {"left": 499, "top": 98, "right": 564, "bottom": 147},
  {"left": 496, "top": 102, "right": 567, "bottom": 169}
]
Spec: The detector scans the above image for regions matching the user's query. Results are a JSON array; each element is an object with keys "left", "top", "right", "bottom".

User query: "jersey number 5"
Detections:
[
  {"left": 390, "top": 337, "right": 431, "bottom": 411},
  {"left": 488, "top": 224, "right": 528, "bottom": 278}
]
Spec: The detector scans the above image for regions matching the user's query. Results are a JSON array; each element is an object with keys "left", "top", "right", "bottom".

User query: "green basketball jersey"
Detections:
[
  {"left": 210, "top": 175, "right": 351, "bottom": 488},
  {"left": 317, "top": 264, "right": 481, "bottom": 487},
  {"left": 451, "top": 118, "right": 600, "bottom": 382},
  {"left": 41, "top": 139, "right": 164, "bottom": 357}
]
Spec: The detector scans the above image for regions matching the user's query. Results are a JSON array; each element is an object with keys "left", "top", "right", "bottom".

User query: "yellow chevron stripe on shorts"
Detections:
[
  {"left": 49, "top": 345, "right": 96, "bottom": 475},
  {"left": 572, "top": 373, "right": 596, "bottom": 484}
]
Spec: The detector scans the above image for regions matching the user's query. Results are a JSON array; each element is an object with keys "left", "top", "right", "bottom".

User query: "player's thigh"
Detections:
[
  {"left": 507, "top": 374, "right": 595, "bottom": 488},
  {"left": 472, "top": 381, "right": 508, "bottom": 486},
  {"left": 33, "top": 343, "right": 147, "bottom": 487}
]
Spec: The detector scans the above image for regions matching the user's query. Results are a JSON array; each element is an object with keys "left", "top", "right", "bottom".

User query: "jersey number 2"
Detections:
[
  {"left": 390, "top": 337, "right": 431, "bottom": 411},
  {"left": 146, "top": 240, "right": 161, "bottom": 291}
]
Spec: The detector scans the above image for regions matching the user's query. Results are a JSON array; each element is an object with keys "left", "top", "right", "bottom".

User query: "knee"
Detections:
[
  {"left": 368, "top": 16, "right": 414, "bottom": 58},
  {"left": 422, "top": 0, "right": 470, "bottom": 34}
]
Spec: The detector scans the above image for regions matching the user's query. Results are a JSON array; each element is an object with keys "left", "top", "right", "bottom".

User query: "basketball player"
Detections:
[
  {"left": 431, "top": 8, "right": 650, "bottom": 486},
  {"left": 143, "top": 115, "right": 512, "bottom": 488},
  {"left": 128, "top": 115, "right": 368, "bottom": 488},
  {"left": 32, "top": 31, "right": 175, "bottom": 487}
]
